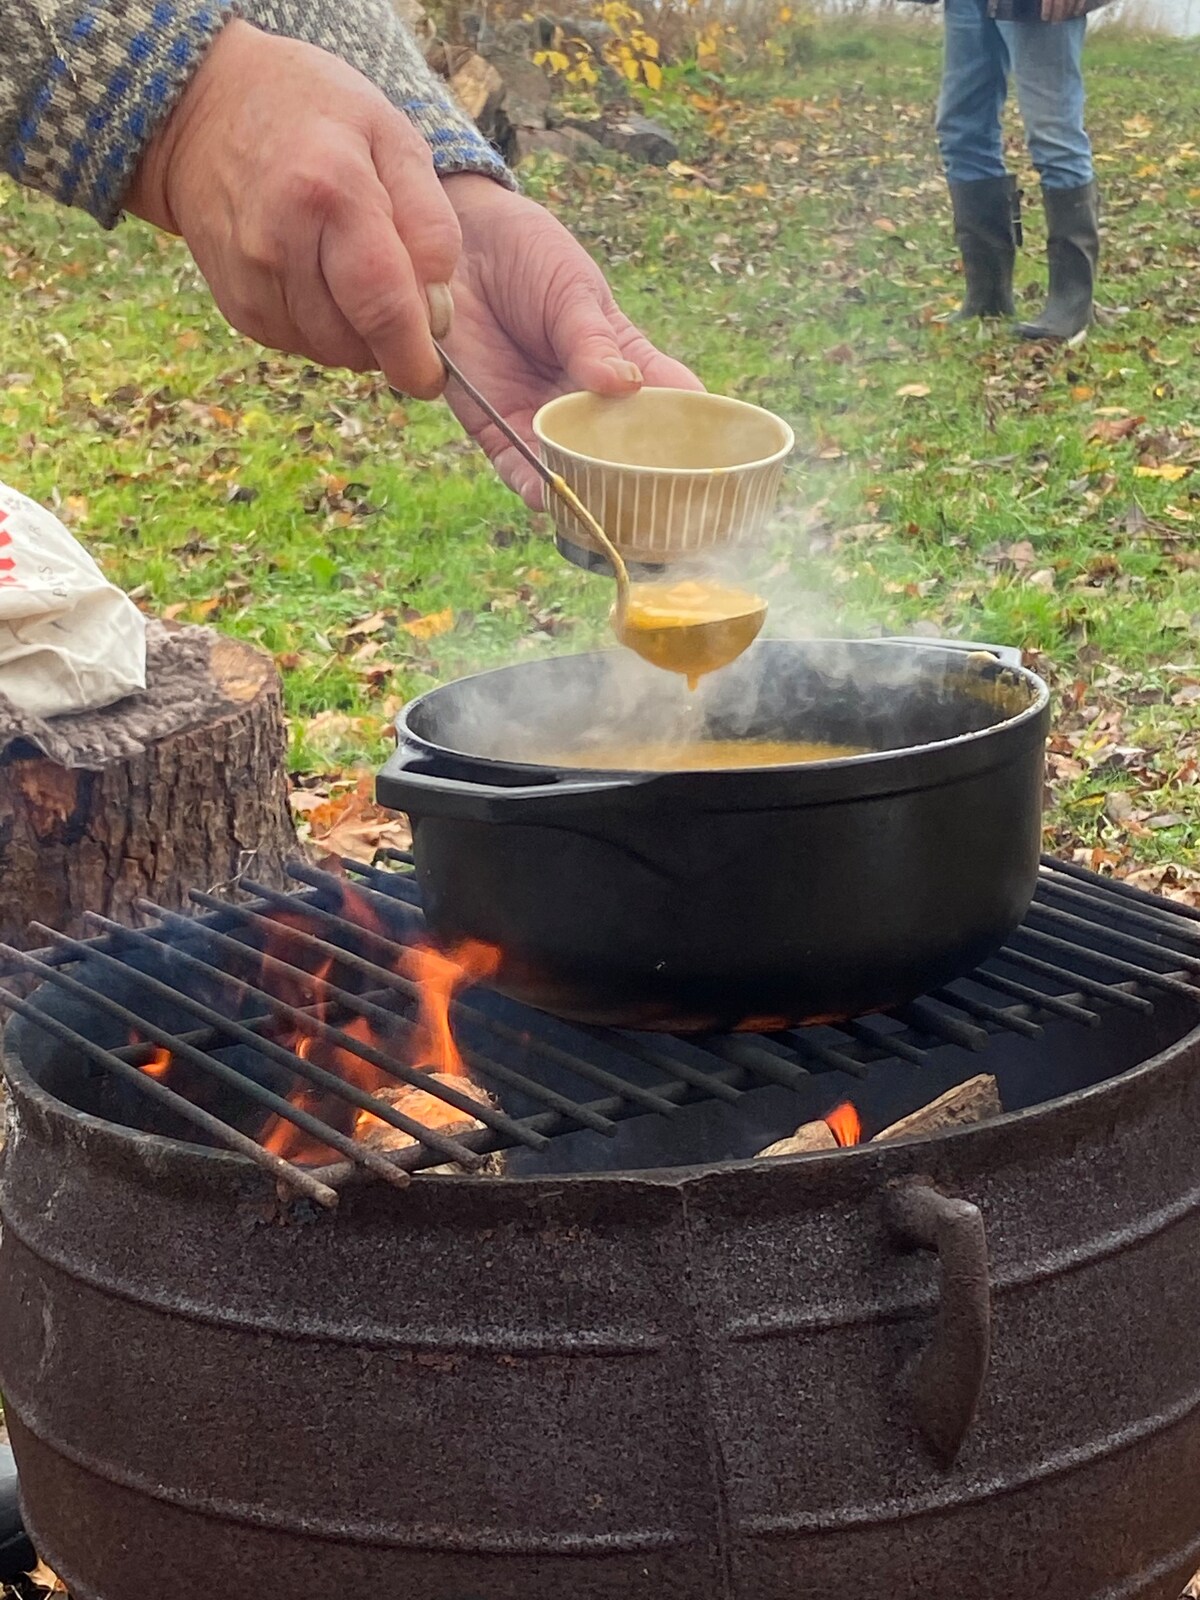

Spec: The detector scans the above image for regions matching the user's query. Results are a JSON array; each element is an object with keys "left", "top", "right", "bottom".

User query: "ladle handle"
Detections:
[
  {"left": 432, "top": 343, "right": 630, "bottom": 601},
  {"left": 433, "top": 342, "right": 556, "bottom": 493}
]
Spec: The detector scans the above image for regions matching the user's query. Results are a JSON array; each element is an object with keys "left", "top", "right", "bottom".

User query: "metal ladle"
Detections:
[{"left": 434, "top": 342, "right": 767, "bottom": 687}]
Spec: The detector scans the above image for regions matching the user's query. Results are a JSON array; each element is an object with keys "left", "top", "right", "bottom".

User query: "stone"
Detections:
[
  {"left": 478, "top": 45, "right": 553, "bottom": 130},
  {"left": 600, "top": 113, "right": 679, "bottom": 166},
  {"left": 448, "top": 52, "right": 507, "bottom": 139},
  {"left": 512, "top": 125, "right": 607, "bottom": 164}
]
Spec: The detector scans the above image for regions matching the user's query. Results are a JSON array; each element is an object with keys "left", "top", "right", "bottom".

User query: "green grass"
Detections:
[{"left": 1, "top": 19, "right": 1198, "bottom": 870}]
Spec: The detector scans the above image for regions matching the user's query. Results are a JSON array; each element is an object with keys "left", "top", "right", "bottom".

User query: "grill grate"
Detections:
[{"left": 3, "top": 855, "right": 1199, "bottom": 1207}]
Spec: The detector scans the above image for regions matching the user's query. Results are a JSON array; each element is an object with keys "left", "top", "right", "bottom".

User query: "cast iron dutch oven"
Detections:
[{"left": 377, "top": 638, "right": 1050, "bottom": 1031}]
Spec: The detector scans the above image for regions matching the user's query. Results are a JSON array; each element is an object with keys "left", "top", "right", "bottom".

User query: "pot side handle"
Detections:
[
  {"left": 376, "top": 742, "right": 645, "bottom": 823},
  {"left": 883, "top": 1178, "right": 991, "bottom": 1468}
]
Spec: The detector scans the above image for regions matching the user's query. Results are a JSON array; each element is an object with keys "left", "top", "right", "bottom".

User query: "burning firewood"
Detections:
[
  {"left": 755, "top": 1074, "right": 1001, "bottom": 1160},
  {"left": 756, "top": 1120, "right": 840, "bottom": 1157},
  {"left": 871, "top": 1074, "right": 1002, "bottom": 1142},
  {"left": 355, "top": 1074, "right": 506, "bottom": 1176}
]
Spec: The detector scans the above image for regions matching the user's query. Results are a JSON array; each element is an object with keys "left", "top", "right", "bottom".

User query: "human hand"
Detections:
[
  {"left": 439, "top": 175, "right": 703, "bottom": 506},
  {"left": 123, "top": 19, "right": 459, "bottom": 398},
  {"left": 1040, "top": 0, "right": 1088, "bottom": 23}
]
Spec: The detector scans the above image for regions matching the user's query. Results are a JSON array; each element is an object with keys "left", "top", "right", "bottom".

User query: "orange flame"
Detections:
[
  {"left": 824, "top": 1101, "right": 862, "bottom": 1148},
  {"left": 259, "top": 1013, "right": 390, "bottom": 1165},
  {"left": 401, "top": 939, "right": 501, "bottom": 1077},
  {"left": 136, "top": 881, "right": 504, "bottom": 1167}
]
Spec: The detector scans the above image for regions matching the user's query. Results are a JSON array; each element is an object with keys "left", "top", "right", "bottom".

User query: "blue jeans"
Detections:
[{"left": 937, "top": 0, "right": 1094, "bottom": 191}]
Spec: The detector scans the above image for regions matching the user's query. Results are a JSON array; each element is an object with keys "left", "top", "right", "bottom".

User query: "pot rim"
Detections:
[{"left": 531, "top": 387, "right": 796, "bottom": 477}]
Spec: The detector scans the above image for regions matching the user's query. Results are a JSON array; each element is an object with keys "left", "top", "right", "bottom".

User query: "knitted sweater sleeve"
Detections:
[{"left": 0, "top": 0, "right": 510, "bottom": 228}]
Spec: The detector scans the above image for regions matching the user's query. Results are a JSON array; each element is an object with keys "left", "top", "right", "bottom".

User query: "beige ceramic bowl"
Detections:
[{"left": 531, "top": 388, "right": 794, "bottom": 570}]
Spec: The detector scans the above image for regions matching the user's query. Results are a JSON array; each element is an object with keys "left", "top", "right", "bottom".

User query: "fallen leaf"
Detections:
[
  {"left": 1135, "top": 463, "right": 1191, "bottom": 482},
  {"left": 1104, "top": 790, "right": 1147, "bottom": 831},
  {"left": 894, "top": 383, "right": 931, "bottom": 398},
  {"left": 291, "top": 773, "right": 412, "bottom": 864},
  {"left": 26, "top": 1559, "right": 69, "bottom": 1592},
  {"left": 1088, "top": 415, "right": 1143, "bottom": 443},
  {"left": 402, "top": 606, "right": 455, "bottom": 640}
]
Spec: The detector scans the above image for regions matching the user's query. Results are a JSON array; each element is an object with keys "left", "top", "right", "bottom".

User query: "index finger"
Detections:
[{"left": 318, "top": 198, "right": 446, "bottom": 399}]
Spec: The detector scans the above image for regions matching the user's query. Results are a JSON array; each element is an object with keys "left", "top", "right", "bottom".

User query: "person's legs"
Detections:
[
  {"left": 936, "top": 0, "right": 1021, "bottom": 318},
  {"left": 937, "top": 0, "right": 1010, "bottom": 184},
  {"left": 1003, "top": 14, "right": 1092, "bottom": 190},
  {"left": 1005, "top": 15, "right": 1099, "bottom": 338}
]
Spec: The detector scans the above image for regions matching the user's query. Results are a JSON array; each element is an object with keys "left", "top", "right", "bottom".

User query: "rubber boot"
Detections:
[
  {"left": 1016, "top": 181, "right": 1099, "bottom": 341},
  {"left": 0, "top": 1444, "right": 35, "bottom": 1581},
  {"left": 944, "top": 176, "right": 1020, "bottom": 321}
]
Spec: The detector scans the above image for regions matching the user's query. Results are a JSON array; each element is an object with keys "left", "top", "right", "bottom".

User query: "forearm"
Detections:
[
  {"left": 0, "top": 0, "right": 510, "bottom": 228},
  {"left": 0, "top": 2, "right": 234, "bottom": 222}
]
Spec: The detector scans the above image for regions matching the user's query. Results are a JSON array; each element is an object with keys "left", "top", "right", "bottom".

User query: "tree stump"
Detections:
[{"left": 0, "top": 622, "right": 299, "bottom": 949}]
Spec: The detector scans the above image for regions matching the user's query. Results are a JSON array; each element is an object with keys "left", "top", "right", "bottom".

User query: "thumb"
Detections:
[{"left": 549, "top": 282, "right": 645, "bottom": 396}]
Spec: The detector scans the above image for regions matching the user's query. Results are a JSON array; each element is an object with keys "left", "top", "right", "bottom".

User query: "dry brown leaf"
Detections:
[
  {"left": 1087, "top": 414, "right": 1143, "bottom": 443},
  {"left": 344, "top": 610, "right": 393, "bottom": 641},
  {"left": 294, "top": 773, "right": 412, "bottom": 863},
  {"left": 26, "top": 1559, "right": 69, "bottom": 1592},
  {"left": 402, "top": 607, "right": 455, "bottom": 641}
]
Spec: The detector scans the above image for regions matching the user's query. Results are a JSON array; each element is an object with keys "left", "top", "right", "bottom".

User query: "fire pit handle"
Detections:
[{"left": 884, "top": 1178, "right": 991, "bottom": 1468}]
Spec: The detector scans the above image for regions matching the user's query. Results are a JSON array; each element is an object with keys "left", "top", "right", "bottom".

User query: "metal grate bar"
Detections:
[
  {"left": 693, "top": 1035, "right": 822, "bottom": 1088},
  {"left": 993, "top": 946, "right": 1155, "bottom": 1013},
  {"left": 27, "top": 919, "right": 434, "bottom": 1187},
  {"left": 1040, "top": 872, "right": 1200, "bottom": 946},
  {"left": 144, "top": 899, "right": 617, "bottom": 1141},
  {"left": 308, "top": 1054, "right": 758, "bottom": 1180},
  {"left": 586, "top": 1032, "right": 745, "bottom": 1103},
  {"left": 0, "top": 957, "right": 340, "bottom": 1208},
  {"left": 969, "top": 967, "right": 1100, "bottom": 1026},
  {"left": 230, "top": 877, "right": 681, "bottom": 1121},
  {"left": 891, "top": 1000, "right": 989, "bottom": 1052},
  {"left": 81, "top": 909, "right": 512, "bottom": 1162},
  {"left": 1040, "top": 853, "right": 1200, "bottom": 926},
  {"left": 839, "top": 1018, "right": 931, "bottom": 1065},
  {"left": 1027, "top": 902, "right": 1200, "bottom": 975},
  {"left": 931, "top": 985, "right": 1043, "bottom": 1039},
  {"left": 1012, "top": 925, "right": 1198, "bottom": 999}
]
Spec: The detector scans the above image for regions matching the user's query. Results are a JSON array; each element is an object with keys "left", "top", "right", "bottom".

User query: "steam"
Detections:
[
  {"left": 411, "top": 630, "right": 1038, "bottom": 769},
  {"left": 409, "top": 490, "right": 1036, "bottom": 764}
]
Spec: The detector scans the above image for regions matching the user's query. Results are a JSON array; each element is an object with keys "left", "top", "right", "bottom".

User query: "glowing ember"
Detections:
[
  {"left": 141, "top": 1045, "right": 172, "bottom": 1079},
  {"left": 353, "top": 1073, "right": 493, "bottom": 1149},
  {"left": 823, "top": 1101, "right": 862, "bottom": 1148}
]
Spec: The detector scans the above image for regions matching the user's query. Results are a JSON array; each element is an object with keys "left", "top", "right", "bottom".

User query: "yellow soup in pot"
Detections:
[{"left": 530, "top": 739, "right": 869, "bottom": 771}]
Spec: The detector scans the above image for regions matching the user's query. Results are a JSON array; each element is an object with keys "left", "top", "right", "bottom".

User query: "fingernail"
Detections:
[
  {"left": 604, "top": 358, "right": 643, "bottom": 386},
  {"left": 426, "top": 283, "right": 454, "bottom": 339}
]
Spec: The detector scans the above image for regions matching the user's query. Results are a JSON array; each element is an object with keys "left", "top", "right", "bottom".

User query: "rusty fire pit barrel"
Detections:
[{"left": 3, "top": 1022, "right": 1200, "bottom": 1600}]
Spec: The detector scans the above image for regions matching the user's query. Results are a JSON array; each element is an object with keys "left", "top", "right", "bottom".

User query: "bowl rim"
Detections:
[{"left": 531, "top": 386, "right": 796, "bottom": 476}]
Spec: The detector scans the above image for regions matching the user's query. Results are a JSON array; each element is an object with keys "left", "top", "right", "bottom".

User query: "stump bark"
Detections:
[{"left": 0, "top": 624, "right": 299, "bottom": 948}]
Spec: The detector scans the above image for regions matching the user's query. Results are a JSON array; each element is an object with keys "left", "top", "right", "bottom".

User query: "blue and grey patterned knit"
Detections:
[{"left": 0, "top": 0, "right": 511, "bottom": 227}]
